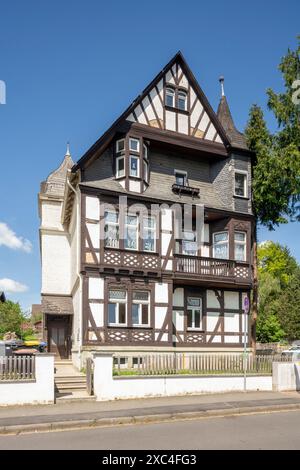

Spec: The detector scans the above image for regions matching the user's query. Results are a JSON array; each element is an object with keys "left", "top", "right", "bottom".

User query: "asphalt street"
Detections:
[{"left": 0, "top": 409, "right": 300, "bottom": 450}]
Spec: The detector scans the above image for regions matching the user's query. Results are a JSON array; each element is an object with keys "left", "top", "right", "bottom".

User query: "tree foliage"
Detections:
[{"left": 0, "top": 300, "right": 25, "bottom": 338}]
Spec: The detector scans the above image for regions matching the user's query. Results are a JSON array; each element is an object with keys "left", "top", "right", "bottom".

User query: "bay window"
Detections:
[
  {"left": 130, "top": 155, "right": 139, "bottom": 177},
  {"left": 234, "top": 231, "right": 247, "bottom": 261},
  {"left": 129, "top": 138, "right": 140, "bottom": 152},
  {"left": 187, "top": 297, "right": 202, "bottom": 330},
  {"left": 213, "top": 231, "right": 229, "bottom": 259},
  {"left": 132, "top": 291, "right": 150, "bottom": 326},
  {"left": 116, "top": 156, "right": 125, "bottom": 178},
  {"left": 116, "top": 139, "right": 125, "bottom": 153},
  {"left": 108, "top": 290, "right": 127, "bottom": 326},
  {"left": 104, "top": 211, "right": 119, "bottom": 248}
]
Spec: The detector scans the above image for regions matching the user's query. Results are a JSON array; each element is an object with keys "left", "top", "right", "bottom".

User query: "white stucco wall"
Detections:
[
  {"left": 0, "top": 355, "right": 54, "bottom": 406},
  {"left": 93, "top": 354, "right": 272, "bottom": 401},
  {"left": 41, "top": 201, "right": 64, "bottom": 230},
  {"left": 41, "top": 232, "right": 71, "bottom": 294}
]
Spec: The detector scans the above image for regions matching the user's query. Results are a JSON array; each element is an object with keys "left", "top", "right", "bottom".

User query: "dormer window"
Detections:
[
  {"left": 178, "top": 90, "right": 187, "bottom": 111},
  {"left": 175, "top": 170, "right": 187, "bottom": 186},
  {"left": 130, "top": 155, "right": 139, "bottom": 177},
  {"left": 116, "top": 139, "right": 125, "bottom": 153},
  {"left": 129, "top": 138, "right": 140, "bottom": 153},
  {"left": 116, "top": 156, "right": 125, "bottom": 178},
  {"left": 165, "top": 87, "right": 175, "bottom": 107}
]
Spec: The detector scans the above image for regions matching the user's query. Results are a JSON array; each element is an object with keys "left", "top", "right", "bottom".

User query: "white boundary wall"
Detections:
[
  {"left": 0, "top": 354, "right": 55, "bottom": 406},
  {"left": 93, "top": 353, "right": 272, "bottom": 401},
  {"left": 273, "top": 362, "right": 300, "bottom": 391}
]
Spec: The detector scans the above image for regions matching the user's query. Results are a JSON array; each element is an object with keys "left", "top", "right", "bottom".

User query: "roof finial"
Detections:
[
  {"left": 65, "top": 141, "right": 71, "bottom": 157},
  {"left": 219, "top": 76, "right": 225, "bottom": 97}
]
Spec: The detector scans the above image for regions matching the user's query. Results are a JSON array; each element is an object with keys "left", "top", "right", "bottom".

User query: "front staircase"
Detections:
[{"left": 54, "top": 360, "right": 95, "bottom": 402}]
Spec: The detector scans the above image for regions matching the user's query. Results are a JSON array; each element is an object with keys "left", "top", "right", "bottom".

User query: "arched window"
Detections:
[
  {"left": 178, "top": 90, "right": 187, "bottom": 111},
  {"left": 165, "top": 87, "right": 175, "bottom": 107}
]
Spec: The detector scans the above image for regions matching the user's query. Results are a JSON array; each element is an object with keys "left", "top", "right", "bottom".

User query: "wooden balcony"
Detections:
[
  {"left": 174, "top": 254, "right": 251, "bottom": 285},
  {"left": 101, "top": 247, "right": 160, "bottom": 275}
]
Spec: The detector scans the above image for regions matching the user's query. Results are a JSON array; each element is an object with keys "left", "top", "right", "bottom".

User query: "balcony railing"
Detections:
[
  {"left": 102, "top": 247, "right": 160, "bottom": 273},
  {"left": 174, "top": 254, "right": 251, "bottom": 282}
]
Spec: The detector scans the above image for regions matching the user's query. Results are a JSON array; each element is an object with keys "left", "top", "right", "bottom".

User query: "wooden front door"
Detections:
[{"left": 47, "top": 316, "right": 71, "bottom": 359}]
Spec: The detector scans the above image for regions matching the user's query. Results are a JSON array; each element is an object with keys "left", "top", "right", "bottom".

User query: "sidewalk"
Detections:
[{"left": 1, "top": 390, "right": 300, "bottom": 434}]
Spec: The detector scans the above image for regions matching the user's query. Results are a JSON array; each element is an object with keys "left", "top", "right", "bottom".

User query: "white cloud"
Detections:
[
  {"left": 0, "top": 278, "right": 28, "bottom": 293},
  {"left": 0, "top": 222, "right": 32, "bottom": 253}
]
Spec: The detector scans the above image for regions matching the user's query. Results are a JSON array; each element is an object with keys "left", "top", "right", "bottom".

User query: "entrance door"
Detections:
[{"left": 47, "top": 316, "right": 71, "bottom": 359}]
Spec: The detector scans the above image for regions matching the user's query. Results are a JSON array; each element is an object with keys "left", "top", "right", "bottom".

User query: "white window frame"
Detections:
[
  {"left": 116, "top": 155, "right": 125, "bottom": 178},
  {"left": 124, "top": 214, "right": 139, "bottom": 250},
  {"left": 174, "top": 169, "right": 187, "bottom": 186},
  {"left": 116, "top": 138, "right": 125, "bottom": 153},
  {"left": 104, "top": 210, "right": 119, "bottom": 248},
  {"left": 187, "top": 297, "right": 202, "bottom": 330},
  {"left": 143, "top": 143, "right": 148, "bottom": 160},
  {"left": 213, "top": 231, "right": 229, "bottom": 259},
  {"left": 178, "top": 90, "right": 187, "bottom": 111},
  {"left": 234, "top": 170, "right": 248, "bottom": 198},
  {"left": 143, "top": 159, "right": 149, "bottom": 183},
  {"left": 108, "top": 290, "right": 127, "bottom": 326},
  {"left": 130, "top": 155, "right": 140, "bottom": 177},
  {"left": 234, "top": 231, "right": 247, "bottom": 262},
  {"left": 165, "top": 87, "right": 175, "bottom": 107},
  {"left": 132, "top": 291, "right": 150, "bottom": 327},
  {"left": 129, "top": 138, "right": 140, "bottom": 153},
  {"left": 142, "top": 216, "right": 156, "bottom": 252}
]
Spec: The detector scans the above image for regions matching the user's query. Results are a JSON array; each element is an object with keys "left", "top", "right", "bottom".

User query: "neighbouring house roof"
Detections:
[
  {"left": 217, "top": 96, "right": 248, "bottom": 150},
  {"left": 42, "top": 295, "right": 74, "bottom": 316},
  {"left": 0, "top": 292, "right": 6, "bottom": 302}
]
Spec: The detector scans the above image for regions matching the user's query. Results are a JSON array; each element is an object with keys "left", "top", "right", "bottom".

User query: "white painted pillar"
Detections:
[
  {"left": 35, "top": 353, "right": 55, "bottom": 403},
  {"left": 93, "top": 352, "right": 114, "bottom": 401}
]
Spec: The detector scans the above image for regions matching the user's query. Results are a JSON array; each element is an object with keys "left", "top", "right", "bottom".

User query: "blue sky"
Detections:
[{"left": 0, "top": 0, "right": 299, "bottom": 310}]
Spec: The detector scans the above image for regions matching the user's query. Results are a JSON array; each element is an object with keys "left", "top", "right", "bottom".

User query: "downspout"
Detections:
[{"left": 67, "top": 170, "right": 83, "bottom": 367}]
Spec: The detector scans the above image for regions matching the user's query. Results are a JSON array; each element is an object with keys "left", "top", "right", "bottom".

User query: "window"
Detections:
[
  {"left": 116, "top": 156, "right": 125, "bottom": 178},
  {"left": 165, "top": 87, "right": 175, "bottom": 107},
  {"left": 175, "top": 170, "right": 187, "bottom": 186},
  {"left": 132, "top": 291, "right": 150, "bottom": 326},
  {"left": 187, "top": 297, "right": 202, "bottom": 330},
  {"left": 178, "top": 90, "right": 187, "bottom": 111},
  {"left": 235, "top": 171, "right": 248, "bottom": 197},
  {"left": 182, "top": 231, "right": 197, "bottom": 256},
  {"left": 104, "top": 211, "right": 119, "bottom": 248},
  {"left": 142, "top": 216, "right": 156, "bottom": 252},
  {"left": 234, "top": 231, "right": 246, "bottom": 261},
  {"left": 116, "top": 139, "right": 125, "bottom": 153},
  {"left": 143, "top": 143, "right": 148, "bottom": 160},
  {"left": 129, "top": 138, "right": 140, "bottom": 152},
  {"left": 125, "top": 214, "right": 138, "bottom": 250},
  {"left": 213, "top": 232, "right": 229, "bottom": 259},
  {"left": 108, "top": 290, "right": 127, "bottom": 325},
  {"left": 143, "top": 160, "right": 149, "bottom": 183},
  {"left": 130, "top": 155, "right": 139, "bottom": 177}
]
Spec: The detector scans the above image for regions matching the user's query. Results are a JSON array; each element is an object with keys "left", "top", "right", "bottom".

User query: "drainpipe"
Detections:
[{"left": 67, "top": 169, "right": 82, "bottom": 368}]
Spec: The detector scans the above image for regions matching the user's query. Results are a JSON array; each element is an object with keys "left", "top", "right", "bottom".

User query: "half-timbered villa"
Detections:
[{"left": 39, "top": 52, "right": 254, "bottom": 367}]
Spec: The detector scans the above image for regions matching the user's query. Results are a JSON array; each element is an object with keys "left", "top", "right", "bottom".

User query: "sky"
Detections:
[{"left": 0, "top": 0, "right": 299, "bottom": 310}]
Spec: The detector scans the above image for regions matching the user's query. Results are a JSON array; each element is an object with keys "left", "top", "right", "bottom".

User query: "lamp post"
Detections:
[{"left": 243, "top": 296, "right": 250, "bottom": 392}]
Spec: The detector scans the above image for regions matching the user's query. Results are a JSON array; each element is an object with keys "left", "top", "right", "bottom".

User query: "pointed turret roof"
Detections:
[
  {"left": 217, "top": 95, "right": 248, "bottom": 150},
  {"left": 40, "top": 144, "right": 74, "bottom": 197}
]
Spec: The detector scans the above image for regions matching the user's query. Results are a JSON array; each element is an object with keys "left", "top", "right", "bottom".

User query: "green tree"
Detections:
[
  {"left": 256, "top": 312, "right": 285, "bottom": 343},
  {"left": 245, "top": 37, "right": 300, "bottom": 350},
  {"left": 0, "top": 300, "right": 25, "bottom": 338},
  {"left": 258, "top": 241, "right": 298, "bottom": 286},
  {"left": 277, "top": 270, "right": 300, "bottom": 341}
]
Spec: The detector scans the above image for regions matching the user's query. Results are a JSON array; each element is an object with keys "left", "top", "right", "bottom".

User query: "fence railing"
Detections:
[
  {"left": 0, "top": 356, "right": 35, "bottom": 381},
  {"left": 113, "top": 353, "right": 292, "bottom": 376}
]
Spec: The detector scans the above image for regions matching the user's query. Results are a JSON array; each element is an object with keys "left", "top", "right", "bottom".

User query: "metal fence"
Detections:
[
  {"left": 0, "top": 356, "right": 35, "bottom": 381},
  {"left": 113, "top": 353, "right": 292, "bottom": 376}
]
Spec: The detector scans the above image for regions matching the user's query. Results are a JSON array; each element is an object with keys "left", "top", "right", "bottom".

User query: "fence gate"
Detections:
[{"left": 86, "top": 358, "right": 94, "bottom": 396}]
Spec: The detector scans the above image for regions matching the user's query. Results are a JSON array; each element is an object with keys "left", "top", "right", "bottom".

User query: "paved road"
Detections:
[{"left": 1, "top": 410, "right": 300, "bottom": 449}]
